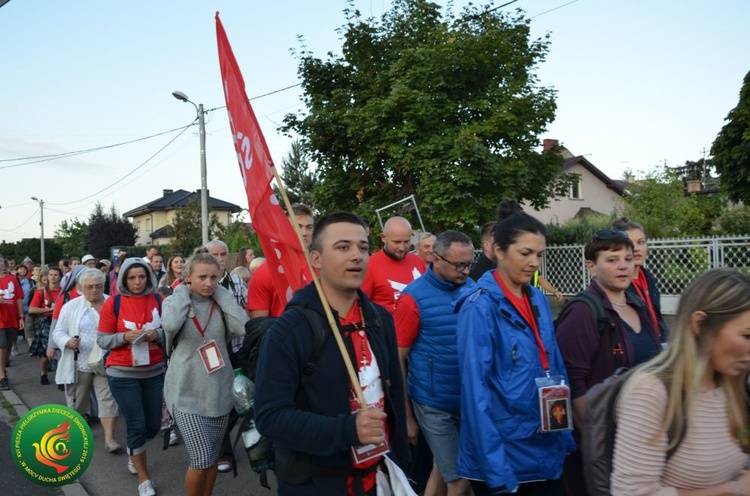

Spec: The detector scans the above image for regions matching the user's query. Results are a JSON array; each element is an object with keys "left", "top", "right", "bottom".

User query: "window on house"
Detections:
[
  {"left": 570, "top": 175, "right": 582, "bottom": 199},
  {"left": 136, "top": 221, "right": 141, "bottom": 233}
]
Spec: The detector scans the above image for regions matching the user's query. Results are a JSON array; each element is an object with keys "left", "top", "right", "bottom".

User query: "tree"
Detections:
[
  {"left": 283, "top": 0, "right": 568, "bottom": 232},
  {"left": 623, "top": 168, "right": 707, "bottom": 238},
  {"left": 167, "top": 200, "right": 225, "bottom": 255},
  {"left": 85, "top": 203, "right": 137, "bottom": 259},
  {"left": 711, "top": 70, "right": 750, "bottom": 203},
  {"left": 274, "top": 140, "right": 318, "bottom": 210},
  {"left": 54, "top": 218, "right": 89, "bottom": 257}
]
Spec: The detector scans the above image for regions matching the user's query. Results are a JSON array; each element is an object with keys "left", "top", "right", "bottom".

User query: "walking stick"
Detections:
[{"left": 72, "top": 336, "right": 79, "bottom": 409}]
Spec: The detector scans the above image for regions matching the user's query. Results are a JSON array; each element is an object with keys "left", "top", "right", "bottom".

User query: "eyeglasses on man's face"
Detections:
[{"left": 434, "top": 252, "right": 472, "bottom": 272}]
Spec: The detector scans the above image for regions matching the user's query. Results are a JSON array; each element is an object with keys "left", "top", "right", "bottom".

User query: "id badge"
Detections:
[
  {"left": 535, "top": 375, "right": 573, "bottom": 432},
  {"left": 131, "top": 341, "right": 151, "bottom": 366},
  {"left": 352, "top": 434, "right": 390, "bottom": 465},
  {"left": 198, "top": 340, "right": 225, "bottom": 374}
]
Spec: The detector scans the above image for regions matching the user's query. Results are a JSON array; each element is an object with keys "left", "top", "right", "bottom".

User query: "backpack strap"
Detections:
[{"left": 560, "top": 292, "right": 624, "bottom": 369}]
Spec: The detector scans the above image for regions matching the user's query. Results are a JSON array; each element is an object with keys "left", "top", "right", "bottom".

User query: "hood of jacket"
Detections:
[
  {"left": 117, "top": 258, "right": 158, "bottom": 297},
  {"left": 454, "top": 268, "right": 505, "bottom": 314}
]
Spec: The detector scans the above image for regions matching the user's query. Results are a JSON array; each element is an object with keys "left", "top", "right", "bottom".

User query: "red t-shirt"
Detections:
[
  {"left": 52, "top": 288, "right": 80, "bottom": 320},
  {"left": 98, "top": 293, "right": 164, "bottom": 367},
  {"left": 393, "top": 293, "right": 420, "bottom": 348},
  {"left": 361, "top": 251, "right": 426, "bottom": 314},
  {"left": 0, "top": 274, "right": 24, "bottom": 329},
  {"left": 30, "top": 287, "right": 62, "bottom": 317},
  {"left": 246, "top": 263, "right": 285, "bottom": 317},
  {"left": 340, "top": 300, "right": 388, "bottom": 495}
]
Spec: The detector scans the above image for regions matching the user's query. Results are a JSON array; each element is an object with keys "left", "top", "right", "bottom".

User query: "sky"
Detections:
[{"left": 1, "top": 0, "right": 748, "bottom": 244}]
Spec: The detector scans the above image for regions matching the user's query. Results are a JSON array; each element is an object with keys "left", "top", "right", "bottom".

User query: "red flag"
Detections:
[{"left": 216, "top": 13, "right": 310, "bottom": 305}]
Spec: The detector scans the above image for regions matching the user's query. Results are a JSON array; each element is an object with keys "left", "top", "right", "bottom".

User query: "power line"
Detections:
[
  {"left": 0, "top": 207, "right": 39, "bottom": 234},
  {"left": 530, "top": 0, "right": 579, "bottom": 19},
  {"left": 0, "top": 123, "right": 196, "bottom": 168},
  {"left": 47, "top": 124, "right": 193, "bottom": 207}
]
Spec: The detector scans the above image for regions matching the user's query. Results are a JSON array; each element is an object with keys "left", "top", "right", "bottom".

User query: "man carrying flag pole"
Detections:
[{"left": 216, "top": 13, "right": 411, "bottom": 495}]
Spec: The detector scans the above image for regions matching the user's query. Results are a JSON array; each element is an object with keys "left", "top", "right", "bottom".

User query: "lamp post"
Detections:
[
  {"left": 172, "top": 90, "right": 209, "bottom": 245},
  {"left": 30, "top": 197, "right": 45, "bottom": 267}
]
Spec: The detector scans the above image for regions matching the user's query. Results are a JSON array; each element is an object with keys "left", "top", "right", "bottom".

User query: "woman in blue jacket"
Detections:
[{"left": 456, "top": 212, "right": 574, "bottom": 495}]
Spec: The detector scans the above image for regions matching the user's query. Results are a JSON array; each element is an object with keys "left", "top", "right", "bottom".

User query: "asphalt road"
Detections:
[{"left": 0, "top": 340, "right": 272, "bottom": 496}]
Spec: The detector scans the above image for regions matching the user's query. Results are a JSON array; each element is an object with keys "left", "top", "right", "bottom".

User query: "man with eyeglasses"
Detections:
[
  {"left": 362, "top": 216, "right": 426, "bottom": 314},
  {"left": 394, "top": 231, "right": 477, "bottom": 496}
]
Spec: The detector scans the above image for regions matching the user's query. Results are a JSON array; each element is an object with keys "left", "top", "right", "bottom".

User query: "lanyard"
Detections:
[
  {"left": 190, "top": 302, "right": 216, "bottom": 338},
  {"left": 494, "top": 272, "right": 550, "bottom": 373}
]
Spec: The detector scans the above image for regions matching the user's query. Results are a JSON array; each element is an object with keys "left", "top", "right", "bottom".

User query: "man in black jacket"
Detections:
[{"left": 255, "top": 211, "right": 409, "bottom": 496}]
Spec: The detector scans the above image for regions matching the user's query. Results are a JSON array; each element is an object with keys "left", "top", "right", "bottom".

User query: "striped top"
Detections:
[{"left": 611, "top": 373, "right": 748, "bottom": 496}]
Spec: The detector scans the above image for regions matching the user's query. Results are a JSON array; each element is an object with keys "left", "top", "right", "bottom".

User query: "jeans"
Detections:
[{"left": 108, "top": 373, "right": 164, "bottom": 455}]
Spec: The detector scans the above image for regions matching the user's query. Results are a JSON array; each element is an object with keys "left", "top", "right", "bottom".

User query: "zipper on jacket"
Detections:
[
  {"left": 429, "top": 358, "right": 434, "bottom": 396},
  {"left": 511, "top": 345, "right": 517, "bottom": 368}
]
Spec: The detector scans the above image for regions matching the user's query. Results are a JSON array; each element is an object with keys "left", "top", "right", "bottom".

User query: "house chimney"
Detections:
[
  {"left": 163, "top": 189, "right": 173, "bottom": 197},
  {"left": 543, "top": 139, "right": 559, "bottom": 152}
]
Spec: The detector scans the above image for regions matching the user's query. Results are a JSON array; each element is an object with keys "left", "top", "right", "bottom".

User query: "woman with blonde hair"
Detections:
[
  {"left": 611, "top": 268, "right": 750, "bottom": 495},
  {"left": 162, "top": 252, "right": 247, "bottom": 496}
]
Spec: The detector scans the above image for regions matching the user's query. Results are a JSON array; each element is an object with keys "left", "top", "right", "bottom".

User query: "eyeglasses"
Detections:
[
  {"left": 434, "top": 253, "right": 472, "bottom": 272},
  {"left": 594, "top": 230, "right": 629, "bottom": 240}
]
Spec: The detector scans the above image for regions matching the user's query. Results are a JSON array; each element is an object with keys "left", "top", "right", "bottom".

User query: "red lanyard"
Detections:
[
  {"left": 191, "top": 302, "right": 216, "bottom": 338},
  {"left": 494, "top": 272, "right": 550, "bottom": 372}
]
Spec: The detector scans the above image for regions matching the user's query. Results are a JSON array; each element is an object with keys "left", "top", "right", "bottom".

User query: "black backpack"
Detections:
[
  {"left": 582, "top": 367, "right": 685, "bottom": 496},
  {"left": 230, "top": 304, "right": 335, "bottom": 489},
  {"left": 556, "top": 291, "right": 624, "bottom": 369},
  {"left": 233, "top": 300, "right": 385, "bottom": 489}
]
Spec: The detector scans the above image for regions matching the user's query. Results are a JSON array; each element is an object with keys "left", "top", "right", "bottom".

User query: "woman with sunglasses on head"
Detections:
[
  {"left": 455, "top": 211, "right": 574, "bottom": 496},
  {"left": 612, "top": 217, "right": 670, "bottom": 340},
  {"left": 611, "top": 268, "right": 750, "bottom": 495},
  {"left": 556, "top": 230, "right": 662, "bottom": 495}
]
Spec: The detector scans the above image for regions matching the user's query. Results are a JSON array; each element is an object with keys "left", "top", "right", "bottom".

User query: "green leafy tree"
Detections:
[
  {"left": 274, "top": 140, "right": 318, "bottom": 210},
  {"left": 167, "top": 200, "right": 224, "bottom": 255},
  {"left": 283, "top": 0, "right": 568, "bottom": 231},
  {"left": 54, "top": 218, "right": 89, "bottom": 257},
  {"left": 711, "top": 70, "right": 750, "bottom": 203},
  {"left": 223, "top": 218, "right": 261, "bottom": 254},
  {"left": 85, "top": 203, "right": 138, "bottom": 259},
  {"left": 623, "top": 168, "right": 707, "bottom": 238},
  {"left": 715, "top": 204, "right": 750, "bottom": 235}
]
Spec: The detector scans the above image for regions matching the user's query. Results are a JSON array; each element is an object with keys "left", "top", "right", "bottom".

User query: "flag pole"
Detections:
[{"left": 270, "top": 169, "right": 368, "bottom": 408}]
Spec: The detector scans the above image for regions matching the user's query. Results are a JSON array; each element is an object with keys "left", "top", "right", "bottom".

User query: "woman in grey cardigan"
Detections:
[{"left": 162, "top": 252, "right": 247, "bottom": 496}]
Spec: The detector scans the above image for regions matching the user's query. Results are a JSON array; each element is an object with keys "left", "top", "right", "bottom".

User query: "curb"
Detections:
[{"left": 1, "top": 389, "right": 89, "bottom": 496}]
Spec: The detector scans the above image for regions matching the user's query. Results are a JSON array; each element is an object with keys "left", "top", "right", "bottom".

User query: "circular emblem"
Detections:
[{"left": 10, "top": 404, "right": 93, "bottom": 487}]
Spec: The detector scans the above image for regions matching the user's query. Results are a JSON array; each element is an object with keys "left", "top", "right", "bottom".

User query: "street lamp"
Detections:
[
  {"left": 30, "top": 197, "right": 45, "bottom": 267},
  {"left": 172, "top": 90, "right": 209, "bottom": 245}
]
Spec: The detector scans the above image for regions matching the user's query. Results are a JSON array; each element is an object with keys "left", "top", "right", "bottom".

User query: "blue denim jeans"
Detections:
[{"left": 108, "top": 373, "right": 164, "bottom": 455}]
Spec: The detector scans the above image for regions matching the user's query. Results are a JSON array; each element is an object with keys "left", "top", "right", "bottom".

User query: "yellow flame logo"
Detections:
[{"left": 32, "top": 420, "right": 71, "bottom": 474}]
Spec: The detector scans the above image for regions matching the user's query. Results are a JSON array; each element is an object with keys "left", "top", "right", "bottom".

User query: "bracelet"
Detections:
[{"left": 733, "top": 480, "right": 741, "bottom": 496}]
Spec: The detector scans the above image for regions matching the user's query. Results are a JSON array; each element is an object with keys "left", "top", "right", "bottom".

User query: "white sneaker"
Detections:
[
  {"left": 127, "top": 457, "right": 137, "bottom": 475},
  {"left": 10, "top": 347, "right": 20, "bottom": 357},
  {"left": 169, "top": 431, "right": 178, "bottom": 446},
  {"left": 138, "top": 480, "right": 156, "bottom": 496}
]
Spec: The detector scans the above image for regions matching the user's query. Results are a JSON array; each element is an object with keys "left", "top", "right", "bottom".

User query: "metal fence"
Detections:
[{"left": 541, "top": 235, "right": 750, "bottom": 299}]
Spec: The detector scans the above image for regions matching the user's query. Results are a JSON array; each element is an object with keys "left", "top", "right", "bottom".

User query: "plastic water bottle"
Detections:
[{"left": 232, "top": 368, "right": 255, "bottom": 416}]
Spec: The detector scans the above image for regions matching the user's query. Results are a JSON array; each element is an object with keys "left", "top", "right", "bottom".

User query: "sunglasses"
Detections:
[{"left": 594, "top": 230, "right": 629, "bottom": 240}]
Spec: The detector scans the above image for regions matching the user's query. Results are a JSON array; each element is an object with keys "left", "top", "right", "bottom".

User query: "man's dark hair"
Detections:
[
  {"left": 584, "top": 233, "right": 634, "bottom": 262},
  {"left": 496, "top": 198, "right": 523, "bottom": 222},
  {"left": 292, "top": 203, "right": 313, "bottom": 218},
  {"left": 147, "top": 245, "right": 159, "bottom": 252},
  {"left": 433, "top": 230, "right": 473, "bottom": 256},
  {"left": 311, "top": 211, "right": 366, "bottom": 252},
  {"left": 493, "top": 212, "right": 546, "bottom": 252},
  {"left": 480, "top": 221, "right": 496, "bottom": 241},
  {"left": 47, "top": 266, "right": 62, "bottom": 276}
]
